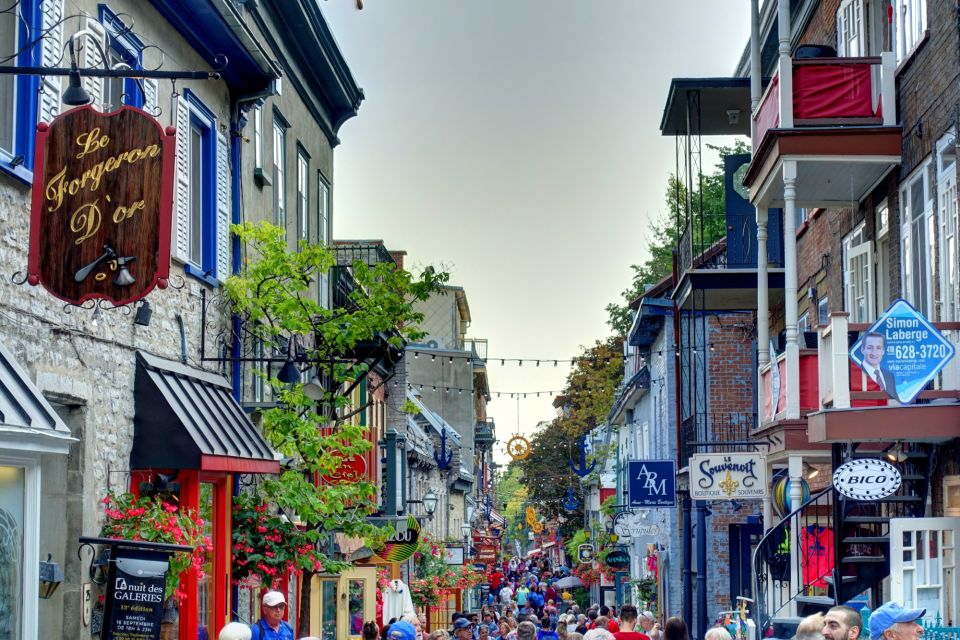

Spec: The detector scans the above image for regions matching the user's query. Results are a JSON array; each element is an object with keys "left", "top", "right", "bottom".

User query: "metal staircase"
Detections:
[{"left": 753, "top": 443, "right": 933, "bottom": 638}]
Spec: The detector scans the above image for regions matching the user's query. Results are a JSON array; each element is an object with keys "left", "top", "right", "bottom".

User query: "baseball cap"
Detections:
[
  {"left": 262, "top": 591, "right": 286, "bottom": 607},
  {"left": 640, "top": 611, "right": 656, "bottom": 621},
  {"left": 453, "top": 618, "right": 475, "bottom": 632},
  {"left": 389, "top": 621, "right": 418, "bottom": 640},
  {"left": 869, "top": 602, "right": 926, "bottom": 640}
]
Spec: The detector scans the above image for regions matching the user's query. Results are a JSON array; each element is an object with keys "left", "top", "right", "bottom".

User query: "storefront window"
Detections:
[
  {"left": 0, "top": 466, "right": 25, "bottom": 640},
  {"left": 321, "top": 580, "right": 337, "bottom": 640},
  {"left": 348, "top": 579, "right": 365, "bottom": 636}
]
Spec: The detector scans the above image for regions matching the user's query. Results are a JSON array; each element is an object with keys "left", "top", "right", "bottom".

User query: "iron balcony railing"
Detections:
[
  {"left": 332, "top": 241, "right": 396, "bottom": 267},
  {"left": 680, "top": 411, "right": 756, "bottom": 470}
]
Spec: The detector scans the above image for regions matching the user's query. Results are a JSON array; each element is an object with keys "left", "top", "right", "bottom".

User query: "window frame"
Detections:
[
  {"left": 900, "top": 159, "right": 935, "bottom": 317},
  {"left": 253, "top": 104, "right": 263, "bottom": 170},
  {"left": 817, "top": 297, "right": 830, "bottom": 326},
  {"left": 0, "top": 0, "right": 41, "bottom": 184},
  {"left": 937, "top": 129, "right": 958, "bottom": 322},
  {"left": 296, "top": 144, "right": 310, "bottom": 244},
  {"left": 842, "top": 221, "right": 875, "bottom": 323},
  {"left": 272, "top": 110, "right": 289, "bottom": 229},
  {"left": 99, "top": 4, "right": 145, "bottom": 111},
  {"left": 317, "top": 171, "right": 331, "bottom": 308},
  {"left": 892, "top": 0, "right": 927, "bottom": 65},
  {"left": 180, "top": 89, "right": 218, "bottom": 283},
  {"left": 836, "top": 0, "right": 865, "bottom": 57}
]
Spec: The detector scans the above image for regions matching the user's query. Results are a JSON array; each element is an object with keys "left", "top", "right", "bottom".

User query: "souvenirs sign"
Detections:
[
  {"left": 849, "top": 299, "right": 955, "bottom": 404},
  {"left": 28, "top": 105, "right": 174, "bottom": 306},
  {"left": 832, "top": 458, "right": 902, "bottom": 501},
  {"left": 690, "top": 452, "right": 768, "bottom": 500}
]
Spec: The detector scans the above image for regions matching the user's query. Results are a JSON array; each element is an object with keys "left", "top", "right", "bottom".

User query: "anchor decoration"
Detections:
[
  {"left": 434, "top": 427, "right": 453, "bottom": 470},
  {"left": 567, "top": 435, "right": 596, "bottom": 478},
  {"left": 484, "top": 494, "right": 493, "bottom": 522},
  {"left": 561, "top": 487, "right": 580, "bottom": 512}
]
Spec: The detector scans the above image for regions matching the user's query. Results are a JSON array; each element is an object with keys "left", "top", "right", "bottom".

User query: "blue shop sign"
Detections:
[
  {"left": 627, "top": 460, "right": 676, "bottom": 507},
  {"left": 849, "top": 298, "right": 956, "bottom": 405}
]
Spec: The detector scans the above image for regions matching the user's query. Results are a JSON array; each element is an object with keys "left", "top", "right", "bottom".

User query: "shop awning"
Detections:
[
  {"left": 0, "top": 341, "right": 73, "bottom": 454},
  {"left": 132, "top": 351, "right": 280, "bottom": 473}
]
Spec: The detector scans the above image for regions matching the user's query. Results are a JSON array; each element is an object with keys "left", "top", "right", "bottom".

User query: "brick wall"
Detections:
[{"left": 707, "top": 313, "right": 756, "bottom": 415}]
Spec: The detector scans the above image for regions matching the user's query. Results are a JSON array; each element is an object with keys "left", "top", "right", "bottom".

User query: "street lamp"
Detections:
[
  {"left": 423, "top": 491, "right": 438, "bottom": 517},
  {"left": 461, "top": 521, "right": 472, "bottom": 545}
]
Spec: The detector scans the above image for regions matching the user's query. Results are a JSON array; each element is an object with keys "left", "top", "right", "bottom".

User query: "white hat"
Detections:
[
  {"left": 219, "top": 622, "right": 253, "bottom": 640},
  {"left": 262, "top": 591, "right": 286, "bottom": 607},
  {"left": 640, "top": 612, "right": 655, "bottom": 621}
]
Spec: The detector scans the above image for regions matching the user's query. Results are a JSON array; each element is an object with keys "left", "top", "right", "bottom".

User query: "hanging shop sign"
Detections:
[
  {"left": 832, "top": 458, "right": 902, "bottom": 501},
  {"left": 690, "top": 452, "right": 768, "bottom": 500},
  {"left": 476, "top": 544, "right": 498, "bottom": 564},
  {"left": 376, "top": 515, "right": 421, "bottom": 563},
  {"left": 849, "top": 298, "right": 956, "bottom": 404},
  {"left": 577, "top": 543, "right": 594, "bottom": 564},
  {"left": 444, "top": 546, "right": 465, "bottom": 565},
  {"left": 628, "top": 460, "right": 677, "bottom": 507},
  {"left": 603, "top": 546, "right": 631, "bottom": 571},
  {"left": 103, "top": 548, "right": 168, "bottom": 640},
  {"left": 319, "top": 452, "right": 367, "bottom": 485},
  {"left": 27, "top": 105, "right": 175, "bottom": 306},
  {"left": 612, "top": 510, "right": 662, "bottom": 541}
]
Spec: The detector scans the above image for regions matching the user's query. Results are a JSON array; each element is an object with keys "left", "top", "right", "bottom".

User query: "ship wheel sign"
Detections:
[{"left": 507, "top": 435, "right": 531, "bottom": 461}]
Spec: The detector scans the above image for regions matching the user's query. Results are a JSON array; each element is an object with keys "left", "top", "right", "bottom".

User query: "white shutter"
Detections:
[
  {"left": 142, "top": 78, "right": 159, "bottom": 115},
  {"left": 38, "top": 0, "right": 63, "bottom": 123},
  {"left": 216, "top": 130, "right": 230, "bottom": 281},
  {"left": 173, "top": 97, "right": 190, "bottom": 261},
  {"left": 81, "top": 17, "right": 106, "bottom": 110}
]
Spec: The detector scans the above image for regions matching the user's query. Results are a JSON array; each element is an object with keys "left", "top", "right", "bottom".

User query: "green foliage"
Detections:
[
  {"left": 599, "top": 494, "right": 618, "bottom": 518},
  {"left": 564, "top": 528, "right": 590, "bottom": 560},
  {"left": 224, "top": 221, "right": 447, "bottom": 561}
]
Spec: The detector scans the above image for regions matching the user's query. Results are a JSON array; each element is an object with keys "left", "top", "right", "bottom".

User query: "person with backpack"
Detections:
[
  {"left": 250, "top": 591, "right": 295, "bottom": 640},
  {"left": 537, "top": 618, "right": 560, "bottom": 640}
]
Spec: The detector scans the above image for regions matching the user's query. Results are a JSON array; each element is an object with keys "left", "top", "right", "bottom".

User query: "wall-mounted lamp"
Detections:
[
  {"left": 277, "top": 338, "right": 301, "bottom": 384},
  {"left": 886, "top": 443, "right": 908, "bottom": 463},
  {"left": 39, "top": 554, "right": 63, "bottom": 599},
  {"left": 134, "top": 300, "right": 152, "bottom": 327},
  {"left": 423, "top": 490, "right": 438, "bottom": 517},
  {"left": 726, "top": 109, "right": 741, "bottom": 126},
  {"left": 803, "top": 462, "right": 820, "bottom": 480}
]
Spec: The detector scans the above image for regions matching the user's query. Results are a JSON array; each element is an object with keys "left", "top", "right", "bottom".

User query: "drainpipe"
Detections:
[
  {"left": 696, "top": 500, "right": 708, "bottom": 640},
  {"left": 682, "top": 495, "right": 692, "bottom": 629}
]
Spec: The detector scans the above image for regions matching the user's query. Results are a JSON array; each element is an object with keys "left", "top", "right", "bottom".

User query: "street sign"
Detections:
[
  {"left": 690, "top": 452, "right": 768, "bottom": 500},
  {"left": 849, "top": 298, "right": 956, "bottom": 404},
  {"left": 627, "top": 460, "right": 676, "bottom": 507},
  {"left": 833, "top": 459, "right": 902, "bottom": 501}
]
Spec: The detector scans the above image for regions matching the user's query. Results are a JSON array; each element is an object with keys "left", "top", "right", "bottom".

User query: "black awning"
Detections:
[{"left": 132, "top": 351, "right": 279, "bottom": 474}]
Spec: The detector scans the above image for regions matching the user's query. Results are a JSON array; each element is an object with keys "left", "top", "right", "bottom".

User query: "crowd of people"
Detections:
[{"left": 215, "top": 584, "right": 926, "bottom": 640}]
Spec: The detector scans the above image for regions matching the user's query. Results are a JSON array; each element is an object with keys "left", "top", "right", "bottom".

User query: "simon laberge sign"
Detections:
[{"left": 27, "top": 105, "right": 175, "bottom": 306}]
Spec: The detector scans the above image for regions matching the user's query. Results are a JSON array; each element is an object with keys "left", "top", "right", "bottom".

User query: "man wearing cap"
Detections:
[
  {"left": 454, "top": 617, "right": 477, "bottom": 640},
  {"left": 869, "top": 602, "right": 925, "bottom": 640},
  {"left": 251, "top": 591, "right": 295, "bottom": 640},
  {"left": 390, "top": 620, "right": 419, "bottom": 640},
  {"left": 638, "top": 611, "right": 660, "bottom": 640},
  {"left": 822, "top": 606, "right": 863, "bottom": 640}
]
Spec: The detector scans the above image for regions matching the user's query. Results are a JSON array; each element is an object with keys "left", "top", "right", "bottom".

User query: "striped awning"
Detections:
[{"left": 0, "top": 340, "right": 73, "bottom": 454}]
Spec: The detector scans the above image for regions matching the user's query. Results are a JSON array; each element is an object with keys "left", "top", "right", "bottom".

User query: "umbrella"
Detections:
[{"left": 552, "top": 576, "right": 584, "bottom": 589}]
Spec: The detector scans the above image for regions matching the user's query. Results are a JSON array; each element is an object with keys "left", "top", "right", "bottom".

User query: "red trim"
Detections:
[{"left": 199, "top": 455, "right": 280, "bottom": 474}]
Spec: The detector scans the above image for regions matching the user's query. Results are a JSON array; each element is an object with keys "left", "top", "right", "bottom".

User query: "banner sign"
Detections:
[
  {"left": 690, "top": 452, "right": 767, "bottom": 500},
  {"left": 627, "top": 460, "right": 676, "bottom": 507},
  {"left": 102, "top": 548, "right": 169, "bottom": 640},
  {"left": 832, "top": 458, "right": 902, "bottom": 501},
  {"left": 612, "top": 510, "right": 662, "bottom": 541},
  {"left": 849, "top": 298, "right": 956, "bottom": 404},
  {"left": 28, "top": 105, "right": 174, "bottom": 306}
]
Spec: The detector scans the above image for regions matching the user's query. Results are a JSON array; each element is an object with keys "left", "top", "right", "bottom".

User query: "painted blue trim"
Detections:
[
  {"left": 184, "top": 263, "right": 219, "bottom": 287},
  {"left": 98, "top": 4, "right": 145, "bottom": 108},
  {"left": 0, "top": 0, "right": 41, "bottom": 182},
  {"left": 230, "top": 112, "right": 242, "bottom": 398}
]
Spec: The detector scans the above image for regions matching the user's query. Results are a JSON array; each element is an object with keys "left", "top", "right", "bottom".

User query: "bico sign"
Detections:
[
  {"left": 28, "top": 105, "right": 175, "bottom": 306},
  {"left": 832, "top": 458, "right": 902, "bottom": 501}
]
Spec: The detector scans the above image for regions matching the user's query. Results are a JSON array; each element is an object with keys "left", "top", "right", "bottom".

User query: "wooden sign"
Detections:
[
  {"left": 28, "top": 105, "right": 175, "bottom": 306},
  {"left": 320, "top": 452, "right": 367, "bottom": 485}
]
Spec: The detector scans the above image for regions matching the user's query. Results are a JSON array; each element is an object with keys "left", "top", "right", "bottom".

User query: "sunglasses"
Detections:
[{"left": 266, "top": 603, "right": 287, "bottom": 610}]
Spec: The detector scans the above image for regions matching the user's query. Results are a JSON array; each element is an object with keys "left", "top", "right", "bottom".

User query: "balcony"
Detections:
[
  {"left": 745, "top": 53, "right": 901, "bottom": 209},
  {"left": 807, "top": 313, "right": 960, "bottom": 443},
  {"left": 680, "top": 411, "right": 755, "bottom": 471},
  {"left": 331, "top": 265, "right": 358, "bottom": 310},
  {"left": 475, "top": 419, "right": 495, "bottom": 448}
]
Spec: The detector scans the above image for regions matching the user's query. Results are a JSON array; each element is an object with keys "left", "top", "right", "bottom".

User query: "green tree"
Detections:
[{"left": 225, "top": 221, "right": 447, "bottom": 635}]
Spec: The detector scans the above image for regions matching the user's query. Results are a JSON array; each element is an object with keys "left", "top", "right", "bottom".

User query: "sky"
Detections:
[{"left": 321, "top": 1, "right": 750, "bottom": 463}]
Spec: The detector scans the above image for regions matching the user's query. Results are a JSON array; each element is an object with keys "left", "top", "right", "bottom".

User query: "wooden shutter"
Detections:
[
  {"left": 81, "top": 17, "right": 106, "bottom": 110},
  {"left": 142, "top": 78, "right": 159, "bottom": 115},
  {"left": 216, "top": 130, "right": 230, "bottom": 281},
  {"left": 38, "top": 0, "right": 63, "bottom": 123},
  {"left": 173, "top": 97, "right": 190, "bottom": 261}
]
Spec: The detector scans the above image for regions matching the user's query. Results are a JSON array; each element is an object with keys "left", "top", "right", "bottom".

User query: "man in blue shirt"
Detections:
[{"left": 250, "top": 591, "right": 294, "bottom": 640}]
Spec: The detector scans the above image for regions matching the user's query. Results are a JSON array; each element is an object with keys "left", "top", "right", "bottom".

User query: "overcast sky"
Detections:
[{"left": 321, "top": 1, "right": 750, "bottom": 463}]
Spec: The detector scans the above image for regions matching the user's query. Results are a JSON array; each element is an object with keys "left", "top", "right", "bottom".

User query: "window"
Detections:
[
  {"left": 273, "top": 113, "right": 288, "bottom": 228},
  {"left": 937, "top": 130, "right": 958, "bottom": 322},
  {"left": 875, "top": 199, "right": 892, "bottom": 311},
  {"left": 837, "top": 0, "right": 864, "bottom": 56},
  {"left": 818, "top": 297, "right": 829, "bottom": 326},
  {"left": 796, "top": 207, "right": 809, "bottom": 230},
  {"left": 318, "top": 173, "right": 331, "bottom": 308},
  {"left": 100, "top": 6, "right": 145, "bottom": 111},
  {"left": 843, "top": 222, "right": 874, "bottom": 323},
  {"left": 174, "top": 90, "right": 226, "bottom": 283},
  {"left": 297, "top": 146, "right": 309, "bottom": 243},
  {"left": 900, "top": 161, "right": 934, "bottom": 316},
  {"left": 798, "top": 312, "right": 810, "bottom": 333},
  {"left": 893, "top": 0, "right": 927, "bottom": 64},
  {"left": 0, "top": 0, "right": 47, "bottom": 182},
  {"left": 253, "top": 105, "right": 263, "bottom": 170}
]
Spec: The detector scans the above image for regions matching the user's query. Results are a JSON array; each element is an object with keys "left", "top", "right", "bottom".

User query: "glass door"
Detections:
[
  {"left": 339, "top": 567, "right": 376, "bottom": 640},
  {"left": 310, "top": 575, "right": 339, "bottom": 640},
  {"left": 0, "top": 466, "right": 24, "bottom": 640},
  {"left": 195, "top": 477, "right": 229, "bottom": 640},
  {"left": 890, "top": 517, "right": 960, "bottom": 624}
]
